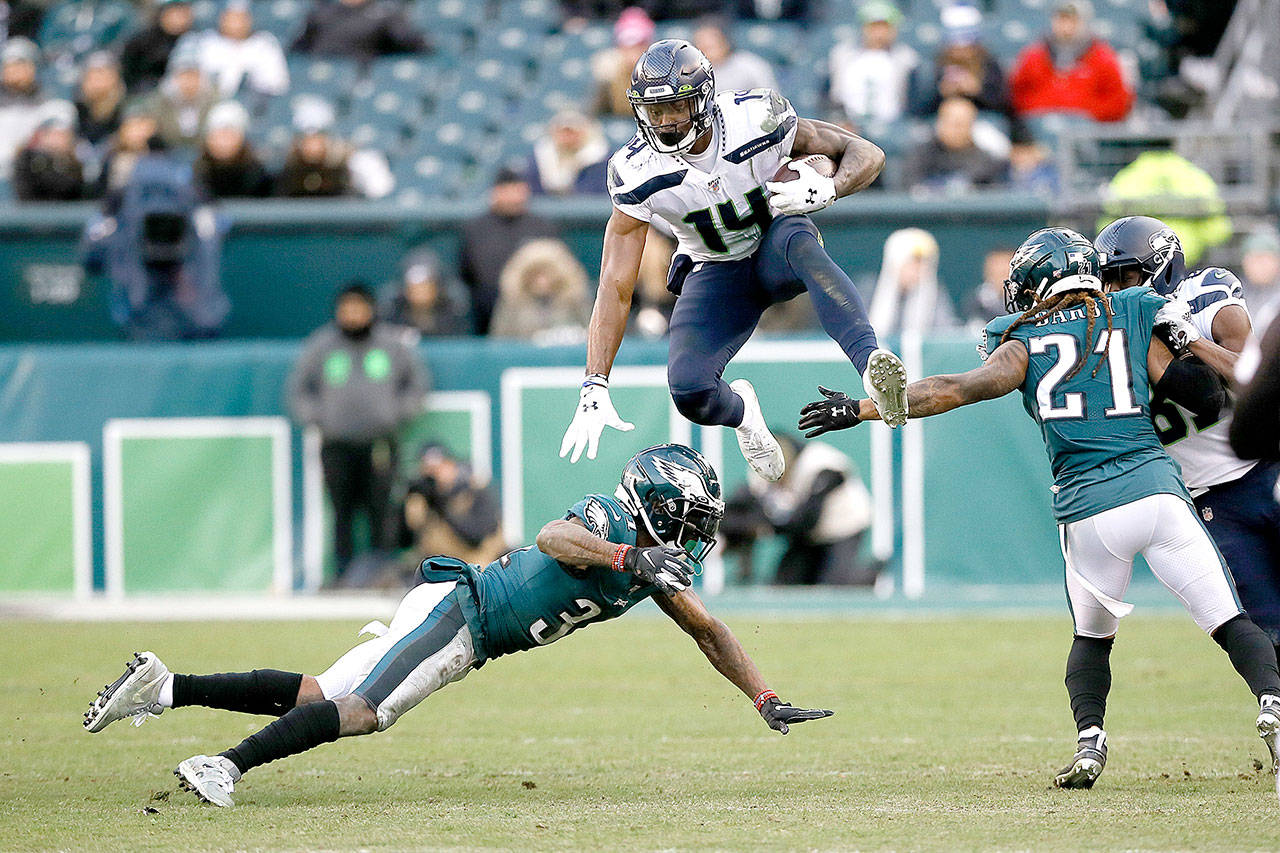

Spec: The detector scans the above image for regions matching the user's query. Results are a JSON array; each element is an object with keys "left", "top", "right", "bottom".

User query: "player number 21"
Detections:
[{"left": 1029, "top": 330, "right": 1141, "bottom": 421}]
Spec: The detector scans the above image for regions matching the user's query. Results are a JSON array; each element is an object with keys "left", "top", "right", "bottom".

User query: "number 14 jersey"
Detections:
[
  {"left": 607, "top": 89, "right": 798, "bottom": 262},
  {"left": 981, "top": 286, "right": 1190, "bottom": 523}
]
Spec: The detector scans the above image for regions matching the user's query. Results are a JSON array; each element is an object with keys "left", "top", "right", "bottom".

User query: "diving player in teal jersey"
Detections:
[
  {"left": 798, "top": 227, "right": 1280, "bottom": 795},
  {"left": 83, "top": 444, "right": 832, "bottom": 807}
]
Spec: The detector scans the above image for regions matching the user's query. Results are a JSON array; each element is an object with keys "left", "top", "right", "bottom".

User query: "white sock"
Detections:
[
  {"left": 158, "top": 673, "right": 175, "bottom": 708},
  {"left": 1078, "top": 725, "right": 1104, "bottom": 739}
]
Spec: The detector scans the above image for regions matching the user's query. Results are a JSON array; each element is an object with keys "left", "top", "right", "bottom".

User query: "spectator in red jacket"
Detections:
[{"left": 1009, "top": 0, "right": 1133, "bottom": 123}]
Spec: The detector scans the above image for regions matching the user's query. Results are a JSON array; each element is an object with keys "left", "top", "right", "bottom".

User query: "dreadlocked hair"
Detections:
[{"left": 1001, "top": 288, "right": 1115, "bottom": 380}]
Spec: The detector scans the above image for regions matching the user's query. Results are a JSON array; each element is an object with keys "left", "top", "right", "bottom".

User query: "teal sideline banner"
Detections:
[{"left": 0, "top": 336, "right": 1080, "bottom": 596}]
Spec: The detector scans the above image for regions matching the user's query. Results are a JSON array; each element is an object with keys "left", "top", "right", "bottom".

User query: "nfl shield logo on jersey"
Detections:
[{"left": 1201, "top": 506, "right": 1214, "bottom": 522}]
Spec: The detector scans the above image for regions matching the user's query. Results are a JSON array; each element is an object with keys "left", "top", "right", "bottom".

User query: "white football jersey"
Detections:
[
  {"left": 1156, "top": 267, "right": 1257, "bottom": 490},
  {"left": 607, "top": 88, "right": 798, "bottom": 262}
]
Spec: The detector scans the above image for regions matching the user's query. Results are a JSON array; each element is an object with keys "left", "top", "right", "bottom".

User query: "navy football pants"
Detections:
[
  {"left": 1197, "top": 461, "right": 1280, "bottom": 642},
  {"left": 666, "top": 215, "right": 879, "bottom": 427}
]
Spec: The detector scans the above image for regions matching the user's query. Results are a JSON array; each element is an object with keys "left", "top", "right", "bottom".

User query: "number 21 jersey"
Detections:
[
  {"left": 982, "top": 287, "right": 1190, "bottom": 522},
  {"left": 607, "top": 89, "right": 798, "bottom": 262}
]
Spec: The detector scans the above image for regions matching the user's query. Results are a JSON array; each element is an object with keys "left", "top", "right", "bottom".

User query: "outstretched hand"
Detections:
[
  {"left": 798, "top": 386, "right": 863, "bottom": 438},
  {"left": 759, "top": 696, "right": 834, "bottom": 735}
]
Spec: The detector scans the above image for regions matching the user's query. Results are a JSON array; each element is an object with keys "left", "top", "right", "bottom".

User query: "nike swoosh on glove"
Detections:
[{"left": 623, "top": 546, "right": 693, "bottom": 596}]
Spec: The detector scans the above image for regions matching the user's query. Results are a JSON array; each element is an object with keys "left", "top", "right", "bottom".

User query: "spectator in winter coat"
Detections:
[
  {"left": 276, "top": 96, "right": 394, "bottom": 198},
  {"left": 591, "top": 6, "right": 654, "bottom": 118},
  {"left": 459, "top": 167, "right": 559, "bottom": 334},
  {"left": 120, "top": 0, "right": 195, "bottom": 94},
  {"left": 490, "top": 239, "right": 593, "bottom": 343},
  {"left": 382, "top": 248, "right": 472, "bottom": 337},
  {"left": 694, "top": 18, "right": 776, "bottom": 93},
  {"left": 293, "top": 0, "right": 429, "bottom": 63},
  {"left": 828, "top": 0, "right": 918, "bottom": 132},
  {"left": 904, "top": 96, "right": 1007, "bottom": 193},
  {"left": 527, "top": 110, "right": 609, "bottom": 197},
  {"left": 146, "top": 49, "right": 219, "bottom": 151},
  {"left": 74, "top": 52, "right": 127, "bottom": 148},
  {"left": 1010, "top": 0, "right": 1133, "bottom": 122},
  {"left": 194, "top": 101, "right": 272, "bottom": 198},
  {"left": 0, "top": 37, "right": 47, "bottom": 178},
  {"left": 909, "top": 3, "right": 1009, "bottom": 118},
  {"left": 97, "top": 102, "right": 160, "bottom": 195},
  {"left": 13, "top": 106, "right": 86, "bottom": 201},
  {"left": 175, "top": 0, "right": 290, "bottom": 100}
]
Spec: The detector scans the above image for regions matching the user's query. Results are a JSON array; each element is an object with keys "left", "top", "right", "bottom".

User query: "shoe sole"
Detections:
[
  {"left": 174, "top": 764, "right": 234, "bottom": 808},
  {"left": 866, "top": 351, "right": 908, "bottom": 429},
  {"left": 1054, "top": 758, "right": 1103, "bottom": 789},
  {"left": 83, "top": 651, "right": 152, "bottom": 733},
  {"left": 730, "top": 379, "right": 784, "bottom": 482},
  {"left": 1257, "top": 711, "right": 1279, "bottom": 802}
]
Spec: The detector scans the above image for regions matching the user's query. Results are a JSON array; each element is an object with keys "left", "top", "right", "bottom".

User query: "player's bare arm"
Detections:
[
  {"left": 537, "top": 515, "right": 695, "bottom": 595},
  {"left": 653, "top": 588, "right": 833, "bottom": 734},
  {"left": 585, "top": 208, "right": 648, "bottom": 377},
  {"left": 536, "top": 517, "right": 622, "bottom": 569},
  {"left": 791, "top": 117, "right": 884, "bottom": 198}
]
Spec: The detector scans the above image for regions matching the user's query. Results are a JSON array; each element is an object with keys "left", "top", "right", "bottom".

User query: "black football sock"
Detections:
[
  {"left": 172, "top": 670, "right": 303, "bottom": 716},
  {"left": 220, "top": 699, "right": 342, "bottom": 775},
  {"left": 1065, "top": 635, "right": 1114, "bottom": 732},
  {"left": 1212, "top": 614, "right": 1280, "bottom": 700}
]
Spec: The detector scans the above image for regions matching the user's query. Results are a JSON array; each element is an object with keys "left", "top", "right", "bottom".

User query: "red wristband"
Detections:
[
  {"left": 754, "top": 689, "right": 778, "bottom": 712},
  {"left": 612, "top": 544, "right": 632, "bottom": 573}
]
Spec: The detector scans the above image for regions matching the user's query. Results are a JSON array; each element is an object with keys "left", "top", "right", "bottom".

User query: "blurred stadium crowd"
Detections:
[{"left": 2, "top": 0, "right": 1277, "bottom": 342}]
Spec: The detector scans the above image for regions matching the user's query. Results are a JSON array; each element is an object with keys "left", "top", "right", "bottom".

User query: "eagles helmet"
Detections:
[
  {"left": 627, "top": 39, "right": 716, "bottom": 155},
  {"left": 615, "top": 443, "right": 724, "bottom": 562},
  {"left": 1095, "top": 215, "right": 1186, "bottom": 295},
  {"left": 1004, "top": 227, "right": 1104, "bottom": 313}
]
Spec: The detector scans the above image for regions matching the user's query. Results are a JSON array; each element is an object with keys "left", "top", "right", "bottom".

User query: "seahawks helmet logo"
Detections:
[
  {"left": 652, "top": 457, "right": 720, "bottom": 509},
  {"left": 1148, "top": 229, "right": 1180, "bottom": 279}
]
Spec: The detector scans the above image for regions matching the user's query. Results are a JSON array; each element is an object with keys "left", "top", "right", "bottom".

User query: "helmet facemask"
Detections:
[{"left": 630, "top": 88, "right": 714, "bottom": 155}]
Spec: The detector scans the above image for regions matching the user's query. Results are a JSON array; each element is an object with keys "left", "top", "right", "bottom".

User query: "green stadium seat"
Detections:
[
  {"left": 38, "top": 0, "right": 135, "bottom": 59},
  {"left": 251, "top": 0, "right": 305, "bottom": 45}
]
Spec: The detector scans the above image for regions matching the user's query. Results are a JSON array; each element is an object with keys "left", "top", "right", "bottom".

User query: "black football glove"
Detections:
[
  {"left": 798, "top": 386, "right": 863, "bottom": 438},
  {"left": 759, "top": 696, "right": 834, "bottom": 735},
  {"left": 623, "top": 546, "right": 693, "bottom": 596}
]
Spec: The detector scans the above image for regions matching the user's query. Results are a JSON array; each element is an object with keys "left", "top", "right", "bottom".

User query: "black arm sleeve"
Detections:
[
  {"left": 1230, "top": 315, "right": 1280, "bottom": 461},
  {"left": 1153, "top": 356, "right": 1225, "bottom": 422}
]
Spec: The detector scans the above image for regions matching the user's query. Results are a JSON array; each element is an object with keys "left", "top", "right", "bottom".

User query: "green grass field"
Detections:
[{"left": 2, "top": 610, "right": 1276, "bottom": 851}]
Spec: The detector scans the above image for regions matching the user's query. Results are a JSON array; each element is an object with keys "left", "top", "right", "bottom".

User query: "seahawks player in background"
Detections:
[
  {"left": 83, "top": 444, "right": 832, "bottom": 808},
  {"left": 798, "top": 228, "right": 1280, "bottom": 793},
  {"left": 1096, "top": 215, "right": 1280, "bottom": 664},
  {"left": 560, "top": 39, "right": 908, "bottom": 483}
]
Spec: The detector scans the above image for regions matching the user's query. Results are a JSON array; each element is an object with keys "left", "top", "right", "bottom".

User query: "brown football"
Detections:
[{"left": 771, "top": 154, "right": 837, "bottom": 183}]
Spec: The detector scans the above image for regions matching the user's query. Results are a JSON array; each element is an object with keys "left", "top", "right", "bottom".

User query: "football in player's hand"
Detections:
[{"left": 771, "top": 154, "right": 836, "bottom": 183}]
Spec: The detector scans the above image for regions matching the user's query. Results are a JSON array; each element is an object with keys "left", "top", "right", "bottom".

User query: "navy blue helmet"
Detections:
[
  {"left": 1095, "top": 215, "right": 1187, "bottom": 295},
  {"left": 627, "top": 39, "right": 716, "bottom": 155}
]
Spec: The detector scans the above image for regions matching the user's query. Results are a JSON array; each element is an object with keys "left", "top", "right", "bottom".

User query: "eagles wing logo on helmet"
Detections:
[
  {"left": 1010, "top": 240, "right": 1044, "bottom": 273},
  {"left": 652, "top": 457, "right": 716, "bottom": 507}
]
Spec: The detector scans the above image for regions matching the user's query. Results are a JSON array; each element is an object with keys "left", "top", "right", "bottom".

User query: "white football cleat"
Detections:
[
  {"left": 1257, "top": 694, "right": 1280, "bottom": 802},
  {"left": 863, "top": 349, "right": 909, "bottom": 429},
  {"left": 83, "top": 651, "right": 169, "bottom": 733},
  {"left": 730, "top": 378, "right": 784, "bottom": 482},
  {"left": 175, "top": 754, "right": 240, "bottom": 808}
]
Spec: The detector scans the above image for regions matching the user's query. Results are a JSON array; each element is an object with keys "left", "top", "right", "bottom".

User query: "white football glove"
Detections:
[
  {"left": 1154, "top": 298, "right": 1202, "bottom": 356},
  {"left": 558, "top": 378, "right": 634, "bottom": 463},
  {"left": 765, "top": 160, "right": 837, "bottom": 216}
]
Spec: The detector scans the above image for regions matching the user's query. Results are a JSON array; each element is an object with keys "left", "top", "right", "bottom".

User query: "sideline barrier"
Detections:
[
  {"left": 0, "top": 336, "right": 1076, "bottom": 599},
  {"left": 0, "top": 442, "right": 91, "bottom": 597}
]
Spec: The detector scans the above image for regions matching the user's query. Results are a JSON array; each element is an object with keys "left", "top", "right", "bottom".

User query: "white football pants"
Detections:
[{"left": 1059, "top": 492, "right": 1243, "bottom": 638}]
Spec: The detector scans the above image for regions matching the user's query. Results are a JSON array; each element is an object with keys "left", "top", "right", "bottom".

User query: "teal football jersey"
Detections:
[
  {"left": 457, "top": 494, "right": 656, "bottom": 663},
  {"left": 982, "top": 287, "right": 1190, "bottom": 522}
]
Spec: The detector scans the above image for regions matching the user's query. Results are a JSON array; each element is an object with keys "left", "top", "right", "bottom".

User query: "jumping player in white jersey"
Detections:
[
  {"left": 1097, "top": 216, "right": 1280, "bottom": 662},
  {"left": 559, "top": 39, "right": 908, "bottom": 482}
]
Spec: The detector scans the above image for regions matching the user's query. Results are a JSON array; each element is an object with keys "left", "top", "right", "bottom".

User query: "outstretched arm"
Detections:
[
  {"left": 799, "top": 340, "right": 1027, "bottom": 436},
  {"left": 586, "top": 208, "right": 647, "bottom": 377},
  {"left": 653, "top": 589, "right": 833, "bottom": 734},
  {"left": 536, "top": 517, "right": 695, "bottom": 595},
  {"left": 791, "top": 117, "right": 884, "bottom": 198}
]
